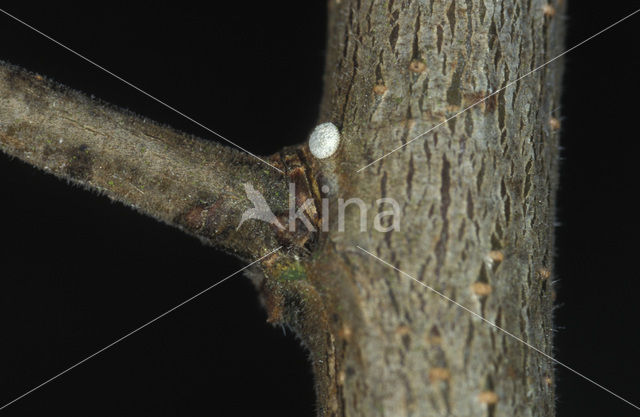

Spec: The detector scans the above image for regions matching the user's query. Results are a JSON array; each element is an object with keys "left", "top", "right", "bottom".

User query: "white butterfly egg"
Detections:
[{"left": 309, "top": 122, "right": 340, "bottom": 159}]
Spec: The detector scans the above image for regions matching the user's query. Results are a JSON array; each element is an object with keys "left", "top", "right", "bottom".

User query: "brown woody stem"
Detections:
[{"left": 0, "top": 61, "right": 297, "bottom": 262}]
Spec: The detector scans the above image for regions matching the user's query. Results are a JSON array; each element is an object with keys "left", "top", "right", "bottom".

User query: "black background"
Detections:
[{"left": 0, "top": 2, "right": 638, "bottom": 416}]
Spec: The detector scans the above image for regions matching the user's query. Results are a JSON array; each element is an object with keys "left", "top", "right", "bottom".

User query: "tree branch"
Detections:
[
  {"left": 0, "top": 61, "right": 312, "bottom": 262},
  {"left": 1, "top": 0, "right": 567, "bottom": 413}
]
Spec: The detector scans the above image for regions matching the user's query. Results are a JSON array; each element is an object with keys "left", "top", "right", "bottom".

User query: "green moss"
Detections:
[{"left": 278, "top": 261, "right": 306, "bottom": 281}]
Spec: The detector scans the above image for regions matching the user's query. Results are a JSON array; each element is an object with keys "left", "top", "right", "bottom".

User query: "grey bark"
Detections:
[
  {"left": 0, "top": 0, "right": 565, "bottom": 415},
  {"left": 307, "top": 1, "right": 564, "bottom": 415}
]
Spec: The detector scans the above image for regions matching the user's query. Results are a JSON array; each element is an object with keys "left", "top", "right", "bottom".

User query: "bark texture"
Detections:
[
  {"left": 0, "top": 63, "right": 323, "bottom": 266},
  {"left": 303, "top": 0, "right": 565, "bottom": 415},
  {"left": 0, "top": 0, "right": 565, "bottom": 415}
]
